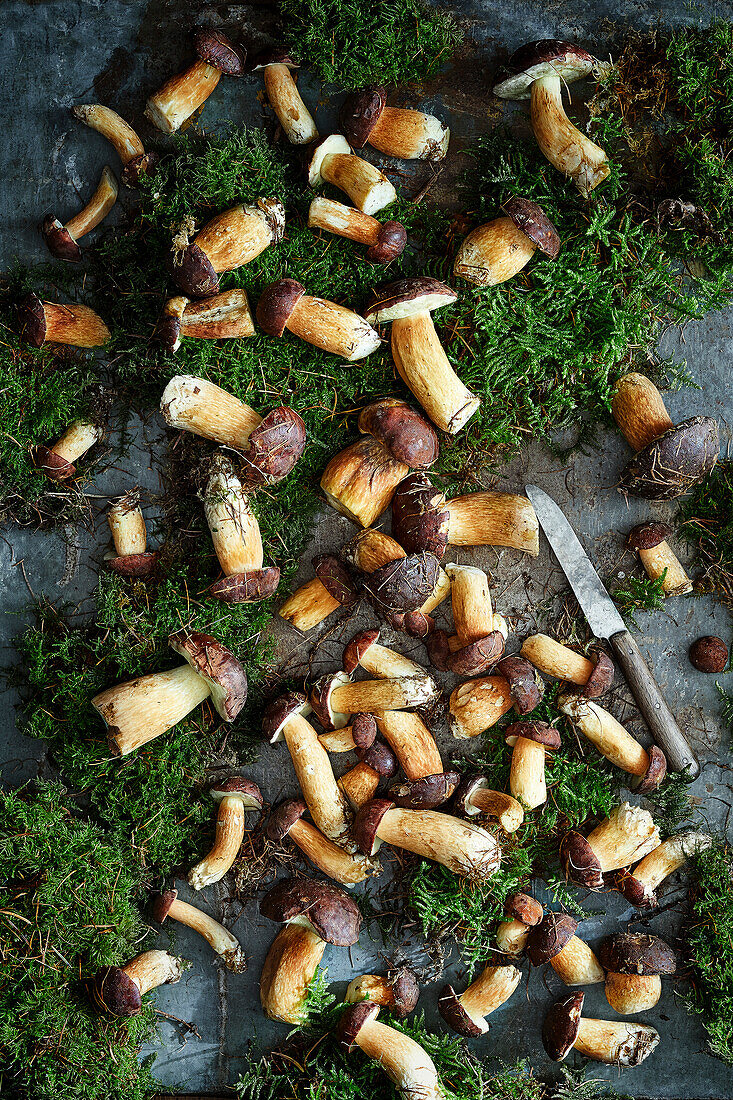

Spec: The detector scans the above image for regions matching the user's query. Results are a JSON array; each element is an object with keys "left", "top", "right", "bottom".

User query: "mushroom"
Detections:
[
  {"left": 542, "top": 992, "right": 659, "bottom": 1065},
  {"left": 527, "top": 912, "right": 605, "bottom": 986},
  {"left": 338, "top": 1002, "right": 441, "bottom": 1100},
  {"left": 560, "top": 803, "right": 660, "bottom": 889},
  {"left": 435, "top": 564, "right": 507, "bottom": 676},
  {"left": 495, "top": 892, "right": 544, "bottom": 956},
  {"left": 151, "top": 888, "right": 246, "bottom": 972},
  {"left": 504, "top": 720, "right": 561, "bottom": 809},
  {"left": 262, "top": 690, "right": 352, "bottom": 840},
  {"left": 449, "top": 676, "right": 515, "bottom": 740},
  {"left": 260, "top": 877, "right": 361, "bottom": 1024},
  {"left": 598, "top": 933, "right": 676, "bottom": 1014},
  {"left": 187, "top": 775, "right": 263, "bottom": 890},
  {"left": 391, "top": 472, "right": 540, "bottom": 558},
  {"left": 42, "top": 166, "right": 118, "bottom": 262},
  {"left": 251, "top": 49, "right": 318, "bottom": 145},
  {"left": 376, "top": 710, "right": 444, "bottom": 782},
  {"left": 689, "top": 636, "right": 729, "bottom": 673},
  {"left": 105, "top": 490, "right": 158, "bottom": 576},
  {"left": 267, "top": 798, "right": 378, "bottom": 886},
  {"left": 439, "top": 964, "right": 521, "bottom": 1036},
  {"left": 340, "top": 739, "right": 398, "bottom": 809},
  {"left": 306, "top": 134, "right": 397, "bottom": 215},
  {"left": 278, "top": 553, "right": 359, "bottom": 632},
  {"left": 343, "top": 629, "right": 435, "bottom": 691},
  {"left": 388, "top": 770, "right": 461, "bottom": 811},
  {"left": 320, "top": 399, "right": 439, "bottom": 527},
  {"left": 72, "top": 104, "right": 157, "bottom": 185},
  {"left": 345, "top": 969, "right": 420, "bottom": 1017},
  {"left": 160, "top": 375, "right": 306, "bottom": 487},
  {"left": 156, "top": 289, "right": 255, "bottom": 354},
  {"left": 308, "top": 198, "right": 407, "bottom": 264},
  {"left": 319, "top": 713, "right": 378, "bottom": 755},
  {"left": 454, "top": 198, "right": 560, "bottom": 287},
  {"left": 558, "top": 694, "right": 666, "bottom": 790},
  {"left": 353, "top": 797, "right": 501, "bottom": 879},
  {"left": 33, "top": 419, "right": 104, "bottom": 482},
  {"left": 257, "top": 277, "right": 381, "bottom": 361},
  {"left": 520, "top": 634, "right": 615, "bottom": 698},
  {"left": 626, "top": 522, "right": 692, "bottom": 597},
  {"left": 453, "top": 775, "right": 524, "bottom": 833},
  {"left": 361, "top": 553, "right": 445, "bottom": 627},
  {"left": 203, "top": 452, "right": 280, "bottom": 603},
  {"left": 614, "top": 831, "right": 711, "bottom": 909},
  {"left": 18, "top": 292, "right": 110, "bottom": 348},
  {"left": 364, "top": 278, "right": 479, "bottom": 434},
  {"left": 145, "top": 27, "right": 246, "bottom": 133},
  {"left": 92, "top": 950, "right": 184, "bottom": 1017},
  {"left": 311, "top": 673, "right": 436, "bottom": 730},
  {"left": 92, "top": 629, "right": 247, "bottom": 757},
  {"left": 611, "top": 372, "right": 719, "bottom": 499},
  {"left": 171, "top": 198, "right": 284, "bottom": 297},
  {"left": 340, "top": 87, "right": 449, "bottom": 161},
  {"left": 493, "top": 41, "right": 609, "bottom": 197}
]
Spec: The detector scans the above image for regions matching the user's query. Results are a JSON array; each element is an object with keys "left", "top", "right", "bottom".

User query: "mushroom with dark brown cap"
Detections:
[
  {"left": 611, "top": 372, "right": 719, "bottom": 499},
  {"left": 493, "top": 41, "right": 609, "bottom": 197},
  {"left": 151, "top": 887, "right": 246, "bottom": 972},
  {"left": 160, "top": 375, "right": 306, "bottom": 487},
  {"left": 251, "top": 48, "right": 318, "bottom": 144},
  {"left": 310, "top": 672, "right": 436, "bottom": 729},
  {"left": 560, "top": 802, "right": 660, "bottom": 889},
  {"left": 495, "top": 892, "right": 543, "bottom": 956},
  {"left": 689, "top": 636, "right": 728, "bottom": 673},
  {"left": 558, "top": 694, "right": 666, "bottom": 789},
  {"left": 346, "top": 968, "right": 420, "bottom": 1017},
  {"left": 340, "top": 739, "right": 398, "bottom": 809},
  {"left": 321, "top": 399, "right": 439, "bottom": 527},
  {"left": 388, "top": 770, "right": 461, "bottom": 810},
  {"left": 34, "top": 419, "right": 104, "bottom": 482},
  {"left": 156, "top": 289, "right": 255, "bottom": 354},
  {"left": 105, "top": 490, "right": 158, "bottom": 577},
  {"left": 145, "top": 27, "right": 246, "bottom": 133},
  {"left": 278, "top": 554, "right": 359, "bottom": 633},
  {"left": 340, "top": 87, "right": 449, "bottom": 161},
  {"left": 449, "top": 676, "right": 515, "bottom": 740},
  {"left": 454, "top": 775, "right": 524, "bottom": 833},
  {"left": 598, "top": 933, "right": 676, "bottom": 1014},
  {"left": 454, "top": 198, "right": 560, "bottom": 287},
  {"left": 439, "top": 563, "right": 507, "bottom": 676},
  {"left": 257, "top": 277, "right": 381, "bottom": 360},
  {"left": 92, "top": 950, "right": 185, "bottom": 1017},
  {"left": 364, "top": 278, "right": 478, "bottom": 433},
  {"left": 542, "top": 991, "right": 660, "bottom": 1065},
  {"left": 306, "top": 134, "right": 397, "bottom": 215},
  {"left": 203, "top": 452, "right": 280, "bottom": 603},
  {"left": 520, "top": 634, "right": 615, "bottom": 698},
  {"left": 497, "top": 656, "right": 544, "bottom": 713},
  {"left": 626, "top": 522, "right": 692, "bottom": 597},
  {"left": 187, "top": 775, "right": 262, "bottom": 890},
  {"left": 18, "top": 292, "right": 110, "bottom": 348},
  {"left": 267, "top": 798, "right": 378, "bottom": 886},
  {"left": 42, "top": 166, "right": 118, "bottom": 262},
  {"left": 72, "top": 104, "right": 157, "bottom": 185},
  {"left": 439, "top": 964, "right": 521, "bottom": 1037},
  {"left": 92, "top": 629, "right": 247, "bottom": 757},
  {"left": 343, "top": 628, "right": 435, "bottom": 690},
  {"left": 319, "top": 712, "right": 378, "bottom": 755},
  {"left": 337, "top": 1001, "right": 441, "bottom": 1100},
  {"left": 260, "top": 877, "right": 361, "bottom": 1024},
  {"left": 527, "top": 912, "right": 604, "bottom": 986},
  {"left": 614, "top": 830, "right": 711, "bottom": 909},
  {"left": 308, "top": 198, "right": 407, "bottom": 263},
  {"left": 361, "top": 553, "right": 445, "bottom": 625},
  {"left": 505, "top": 719, "right": 561, "bottom": 809}
]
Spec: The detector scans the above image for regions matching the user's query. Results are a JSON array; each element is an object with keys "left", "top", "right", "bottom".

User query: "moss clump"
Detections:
[
  {"left": 678, "top": 460, "right": 733, "bottom": 604},
  {"left": 609, "top": 571, "right": 667, "bottom": 628},
  {"left": 685, "top": 840, "right": 733, "bottom": 1064}
]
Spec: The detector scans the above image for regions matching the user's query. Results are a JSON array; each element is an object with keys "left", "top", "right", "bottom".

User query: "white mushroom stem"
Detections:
[
  {"left": 637, "top": 541, "right": 693, "bottom": 597},
  {"left": 630, "top": 831, "right": 711, "bottom": 891},
  {"left": 260, "top": 922, "right": 326, "bottom": 1024},
  {"left": 319, "top": 151, "right": 396, "bottom": 215},
  {"left": 263, "top": 64, "right": 318, "bottom": 144},
  {"left": 284, "top": 295, "right": 382, "bottom": 361},
  {"left": 464, "top": 788, "right": 524, "bottom": 833},
  {"left": 551, "top": 937, "right": 605, "bottom": 986},
  {"left": 340, "top": 762, "right": 381, "bottom": 809},
  {"left": 282, "top": 714, "right": 352, "bottom": 840},
  {"left": 357, "top": 641, "right": 430, "bottom": 681},
  {"left": 453, "top": 965, "right": 521, "bottom": 1033},
  {"left": 164, "top": 896, "right": 245, "bottom": 968},
  {"left": 496, "top": 919, "right": 531, "bottom": 955},
  {"left": 331, "top": 677, "right": 434, "bottom": 714},
  {"left": 124, "top": 950, "right": 183, "bottom": 995},
  {"left": 351, "top": 1015, "right": 442, "bottom": 1100},
  {"left": 558, "top": 695, "right": 649, "bottom": 776},
  {"left": 530, "top": 74, "right": 610, "bottom": 197},
  {"left": 375, "top": 808, "right": 501, "bottom": 878},
  {"left": 320, "top": 436, "right": 408, "bottom": 526},
  {"left": 193, "top": 205, "right": 276, "bottom": 272},
  {"left": 145, "top": 59, "right": 222, "bottom": 133},
  {"left": 179, "top": 290, "right": 255, "bottom": 341},
  {"left": 586, "top": 803, "right": 660, "bottom": 873},
  {"left": 50, "top": 421, "right": 103, "bottom": 464},
  {"left": 446, "top": 564, "right": 494, "bottom": 645},
  {"left": 205, "top": 457, "right": 262, "bottom": 576},
  {"left": 72, "top": 105, "right": 145, "bottom": 166},
  {"left": 368, "top": 108, "right": 449, "bottom": 161},
  {"left": 92, "top": 663, "right": 211, "bottom": 756},
  {"left": 161, "top": 375, "right": 262, "bottom": 447},
  {"left": 108, "top": 496, "right": 147, "bottom": 557},
  {"left": 279, "top": 578, "right": 341, "bottom": 632},
  {"left": 605, "top": 973, "right": 661, "bottom": 1015},
  {"left": 309, "top": 197, "right": 383, "bottom": 245},
  {"left": 509, "top": 737, "right": 547, "bottom": 810},
  {"left": 188, "top": 794, "right": 248, "bottom": 890},
  {"left": 287, "top": 818, "right": 376, "bottom": 886},
  {"left": 572, "top": 1018, "right": 660, "bottom": 1065},
  {"left": 446, "top": 493, "right": 540, "bottom": 556},
  {"left": 447, "top": 614, "right": 508, "bottom": 650},
  {"left": 521, "top": 634, "right": 594, "bottom": 684},
  {"left": 63, "top": 166, "right": 118, "bottom": 241},
  {"left": 453, "top": 218, "right": 535, "bottom": 287},
  {"left": 375, "top": 711, "right": 443, "bottom": 779},
  {"left": 391, "top": 312, "right": 480, "bottom": 434},
  {"left": 449, "top": 676, "right": 514, "bottom": 739}
]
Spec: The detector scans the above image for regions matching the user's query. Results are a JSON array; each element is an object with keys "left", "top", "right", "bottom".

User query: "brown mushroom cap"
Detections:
[
  {"left": 494, "top": 40, "right": 596, "bottom": 100},
  {"left": 343, "top": 629, "right": 381, "bottom": 675},
  {"left": 92, "top": 966, "right": 143, "bottom": 1017},
  {"left": 150, "top": 888, "right": 178, "bottom": 923},
  {"left": 626, "top": 521, "right": 673, "bottom": 551},
  {"left": 310, "top": 671, "right": 351, "bottom": 731},
  {"left": 613, "top": 868, "right": 656, "bottom": 909},
  {"left": 256, "top": 279, "right": 306, "bottom": 337},
  {"left": 169, "top": 629, "right": 247, "bottom": 721},
  {"left": 106, "top": 551, "right": 160, "bottom": 578},
  {"left": 171, "top": 240, "right": 221, "bottom": 297},
  {"left": 42, "top": 215, "right": 83, "bottom": 262},
  {"left": 337, "top": 1000, "right": 380, "bottom": 1050},
  {"left": 208, "top": 566, "right": 281, "bottom": 603},
  {"left": 496, "top": 656, "right": 544, "bottom": 714},
  {"left": 619, "top": 416, "right": 719, "bottom": 500},
  {"left": 559, "top": 830, "right": 604, "bottom": 890},
  {"left": 314, "top": 554, "right": 358, "bottom": 607},
  {"left": 209, "top": 775, "right": 263, "bottom": 808},
  {"left": 267, "top": 797, "right": 308, "bottom": 842},
  {"left": 358, "top": 399, "right": 439, "bottom": 468},
  {"left": 361, "top": 552, "right": 442, "bottom": 615},
  {"left": 239, "top": 405, "right": 307, "bottom": 487},
  {"left": 192, "top": 27, "right": 246, "bottom": 75},
  {"left": 446, "top": 632, "right": 506, "bottom": 677},
  {"left": 33, "top": 445, "right": 76, "bottom": 481},
  {"left": 250, "top": 47, "right": 299, "bottom": 70},
  {"left": 18, "top": 292, "right": 47, "bottom": 347},
  {"left": 542, "top": 991, "right": 584, "bottom": 1061},
  {"left": 367, "top": 221, "right": 408, "bottom": 265},
  {"left": 631, "top": 744, "right": 667, "bottom": 794},
  {"left": 262, "top": 689, "right": 310, "bottom": 743},
  {"left": 352, "top": 797, "right": 395, "bottom": 855},
  {"left": 581, "top": 648, "right": 615, "bottom": 700},
  {"left": 527, "top": 911, "right": 578, "bottom": 965},
  {"left": 503, "top": 197, "right": 560, "bottom": 258},
  {"left": 391, "top": 472, "right": 450, "bottom": 558},
  {"left": 122, "top": 152, "right": 159, "bottom": 188},
  {"left": 426, "top": 628, "right": 451, "bottom": 672},
  {"left": 360, "top": 738, "right": 398, "bottom": 778},
  {"left": 598, "top": 932, "right": 676, "bottom": 976},
  {"left": 504, "top": 892, "right": 544, "bottom": 926},
  {"left": 340, "top": 87, "right": 388, "bottom": 148},
  {"left": 388, "top": 967, "right": 420, "bottom": 1017},
  {"left": 396, "top": 609, "right": 436, "bottom": 638},
  {"left": 438, "top": 983, "right": 484, "bottom": 1037},
  {"left": 689, "top": 635, "right": 729, "bottom": 674},
  {"left": 388, "top": 770, "right": 460, "bottom": 809},
  {"left": 364, "top": 277, "right": 457, "bottom": 324},
  {"left": 260, "top": 877, "right": 362, "bottom": 945},
  {"left": 505, "top": 720, "right": 560, "bottom": 750},
  {"left": 352, "top": 712, "right": 378, "bottom": 752}
]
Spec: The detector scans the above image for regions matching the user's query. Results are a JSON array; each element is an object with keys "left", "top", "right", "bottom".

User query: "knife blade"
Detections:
[{"left": 526, "top": 484, "right": 699, "bottom": 778}]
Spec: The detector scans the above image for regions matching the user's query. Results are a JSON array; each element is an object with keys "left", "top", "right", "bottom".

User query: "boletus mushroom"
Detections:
[
  {"left": 689, "top": 636, "right": 728, "bottom": 673},
  {"left": 626, "top": 522, "right": 692, "bottom": 597},
  {"left": 42, "top": 166, "right": 118, "bottom": 262},
  {"left": 34, "top": 419, "right": 104, "bottom": 482},
  {"left": 433, "top": 563, "right": 507, "bottom": 676},
  {"left": 345, "top": 968, "right": 420, "bottom": 1017},
  {"left": 105, "top": 490, "right": 158, "bottom": 576},
  {"left": 72, "top": 104, "right": 157, "bottom": 185},
  {"left": 343, "top": 628, "right": 435, "bottom": 693},
  {"left": 310, "top": 672, "right": 436, "bottom": 730},
  {"left": 558, "top": 694, "right": 667, "bottom": 790},
  {"left": 187, "top": 775, "right": 263, "bottom": 890},
  {"left": 454, "top": 197, "right": 560, "bottom": 287},
  {"left": 340, "top": 87, "right": 449, "bottom": 161},
  {"left": 614, "top": 830, "right": 711, "bottom": 909},
  {"left": 338, "top": 1002, "right": 441, "bottom": 1100},
  {"left": 151, "top": 887, "right": 246, "bottom": 972},
  {"left": 449, "top": 676, "right": 515, "bottom": 740},
  {"left": 520, "top": 634, "right": 615, "bottom": 698},
  {"left": 306, "top": 134, "right": 397, "bottom": 215},
  {"left": 251, "top": 49, "right": 318, "bottom": 145},
  {"left": 560, "top": 802, "right": 660, "bottom": 890},
  {"left": 542, "top": 992, "right": 659, "bottom": 1065},
  {"left": 505, "top": 720, "right": 561, "bottom": 809},
  {"left": 493, "top": 41, "right": 609, "bottom": 197},
  {"left": 611, "top": 372, "right": 719, "bottom": 499},
  {"left": 18, "top": 292, "right": 110, "bottom": 348},
  {"left": 267, "top": 797, "right": 378, "bottom": 886},
  {"left": 454, "top": 774, "right": 524, "bottom": 833},
  {"left": 92, "top": 629, "right": 247, "bottom": 757},
  {"left": 439, "top": 964, "right": 521, "bottom": 1037},
  {"left": 257, "top": 277, "right": 381, "bottom": 360},
  {"left": 92, "top": 950, "right": 185, "bottom": 1017},
  {"left": 278, "top": 553, "right": 359, "bottom": 633},
  {"left": 340, "top": 739, "right": 398, "bottom": 809},
  {"left": 527, "top": 912, "right": 604, "bottom": 986},
  {"left": 308, "top": 197, "right": 407, "bottom": 264},
  {"left": 260, "top": 877, "right": 361, "bottom": 1024},
  {"left": 156, "top": 289, "right": 255, "bottom": 354},
  {"left": 495, "top": 892, "right": 543, "bottom": 956},
  {"left": 598, "top": 933, "right": 676, "bottom": 1014},
  {"left": 160, "top": 375, "right": 306, "bottom": 486},
  {"left": 145, "top": 27, "right": 246, "bottom": 133}
]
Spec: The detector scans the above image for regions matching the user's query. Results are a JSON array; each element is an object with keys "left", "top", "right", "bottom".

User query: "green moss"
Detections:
[
  {"left": 678, "top": 460, "right": 733, "bottom": 603},
  {"left": 685, "top": 840, "right": 733, "bottom": 1064},
  {"left": 609, "top": 572, "right": 667, "bottom": 628}
]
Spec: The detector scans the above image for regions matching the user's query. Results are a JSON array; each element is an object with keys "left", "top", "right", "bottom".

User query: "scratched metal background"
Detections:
[{"left": 2, "top": 0, "right": 733, "bottom": 1095}]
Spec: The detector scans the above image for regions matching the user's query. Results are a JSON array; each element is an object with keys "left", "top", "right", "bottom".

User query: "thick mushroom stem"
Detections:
[
  {"left": 72, "top": 104, "right": 145, "bottom": 165},
  {"left": 162, "top": 896, "right": 246, "bottom": 971},
  {"left": 283, "top": 714, "right": 353, "bottom": 840},
  {"left": 146, "top": 59, "right": 222, "bottom": 133},
  {"left": 347, "top": 636, "right": 430, "bottom": 682},
  {"left": 284, "top": 294, "right": 382, "bottom": 360},
  {"left": 368, "top": 107, "right": 449, "bottom": 161},
  {"left": 205, "top": 457, "right": 262, "bottom": 574},
  {"left": 188, "top": 794, "right": 247, "bottom": 890},
  {"left": 521, "top": 634, "right": 593, "bottom": 684},
  {"left": 454, "top": 218, "right": 536, "bottom": 286},
  {"left": 605, "top": 973, "right": 661, "bottom": 1014},
  {"left": 558, "top": 695, "right": 649, "bottom": 776},
  {"left": 447, "top": 965, "right": 522, "bottom": 1034},
  {"left": 260, "top": 923, "right": 327, "bottom": 1024},
  {"left": 612, "top": 373, "right": 674, "bottom": 452},
  {"left": 321, "top": 436, "right": 409, "bottom": 526},
  {"left": 509, "top": 736, "right": 547, "bottom": 809},
  {"left": 340, "top": 762, "right": 381, "bottom": 809},
  {"left": 287, "top": 818, "right": 375, "bottom": 885},
  {"left": 449, "top": 676, "right": 514, "bottom": 739},
  {"left": 93, "top": 662, "right": 211, "bottom": 756},
  {"left": 20, "top": 297, "right": 111, "bottom": 348},
  {"left": 496, "top": 919, "right": 531, "bottom": 955},
  {"left": 637, "top": 541, "right": 692, "bottom": 597},
  {"left": 530, "top": 74, "right": 609, "bottom": 197},
  {"left": 190, "top": 204, "right": 279, "bottom": 275},
  {"left": 350, "top": 1014, "right": 442, "bottom": 1100},
  {"left": 129, "top": 950, "right": 184, "bottom": 997},
  {"left": 446, "top": 564, "right": 495, "bottom": 644},
  {"left": 319, "top": 152, "right": 397, "bottom": 215},
  {"left": 573, "top": 1018, "right": 660, "bottom": 1065},
  {"left": 463, "top": 787, "right": 524, "bottom": 833},
  {"left": 446, "top": 493, "right": 540, "bottom": 555},
  {"left": 586, "top": 804, "right": 660, "bottom": 873},
  {"left": 550, "top": 937, "right": 605, "bottom": 986},
  {"left": 391, "top": 312, "right": 480, "bottom": 434},
  {"left": 375, "top": 808, "right": 500, "bottom": 878},
  {"left": 331, "top": 677, "right": 434, "bottom": 714},
  {"left": 36, "top": 420, "right": 104, "bottom": 481},
  {"left": 626, "top": 832, "right": 711, "bottom": 894},
  {"left": 263, "top": 63, "right": 318, "bottom": 144},
  {"left": 308, "top": 198, "right": 406, "bottom": 264},
  {"left": 161, "top": 375, "right": 261, "bottom": 445},
  {"left": 279, "top": 578, "right": 341, "bottom": 632},
  {"left": 375, "top": 711, "right": 443, "bottom": 779},
  {"left": 108, "top": 495, "right": 147, "bottom": 557}
]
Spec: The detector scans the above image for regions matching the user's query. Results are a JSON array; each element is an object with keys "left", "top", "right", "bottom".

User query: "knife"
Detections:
[{"left": 525, "top": 484, "right": 699, "bottom": 778}]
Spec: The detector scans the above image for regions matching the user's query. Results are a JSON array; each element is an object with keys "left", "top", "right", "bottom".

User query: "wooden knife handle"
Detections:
[{"left": 610, "top": 630, "right": 699, "bottom": 778}]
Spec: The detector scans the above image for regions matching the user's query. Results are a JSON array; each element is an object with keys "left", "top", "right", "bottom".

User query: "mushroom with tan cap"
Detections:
[
  {"left": 267, "top": 798, "right": 378, "bottom": 887},
  {"left": 493, "top": 41, "right": 609, "bottom": 197},
  {"left": 156, "top": 289, "right": 255, "bottom": 354},
  {"left": 187, "top": 775, "right": 263, "bottom": 890},
  {"left": 105, "top": 491, "right": 158, "bottom": 576},
  {"left": 72, "top": 104, "right": 157, "bottom": 185},
  {"left": 429, "top": 564, "right": 506, "bottom": 676},
  {"left": 338, "top": 1001, "right": 441, "bottom": 1100},
  {"left": 542, "top": 991, "right": 659, "bottom": 1065},
  {"left": 505, "top": 719, "right": 561, "bottom": 809},
  {"left": 42, "top": 166, "right": 118, "bottom": 262},
  {"left": 558, "top": 694, "right": 667, "bottom": 790},
  {"left": 560, "top": 802, "right": 660, "bottom": 890},
  {"left": 203, "top": 452, "right": 280, "bottom": 603},
  {"left": 364, "top": 278, "right": 479, "bottom": 434},
  {"left": 278, "top": 553, "right": 359, "bottom": 633},
  {"left": 260, "top": 877, "right": 362, "bottom": 1024},
  {"left": 306, "top": 134, "right": 397, "bottom": 215},
  {"left": 18, "top": 292, "right": 110, "bottom": 348},
  {"left": 520, "top": 634, "right": 615, "bottom": 698},
  {"left": 308, "top": 198, "right": 407, "bottom": 264},
  {"left": 454, "top": 775, "right": 524, "bottom": 833},
  {"left": 527, "top": 912, "right": 604, "bottom": 986},
  {"left": 251, "top": 49, "right": 318, "bottom": 145},
  {"left": 454, "top": 198, "right": 560, "bottom": 287},
  {"left": 91, "top": 950, "right": 185, "bottom": 1017},
  {"left": 92, "top": 629, "right": 247, "bottom": 757},
  {"left": 495, "top": 891, "right": 543, "bottom": 956},
  {"left": 340, "top": 739, "right": 399, "bottom": 809},
  {"left": 151, "top": 888, "right": 246, "bottom": 972},
  {"left": 449, "top": 676, "right": 515, "bottom": 740},
  {"left": 346, "top": 968, "right": 420, "bottom": 1017},
  {"left": 611, "top": 372, "right": 719, "bottom": 499},
  {"left": 439, "top": 963, "right": 521, "bottom": 1037},
  {"left": 145, "top": 27, "right": 246, "bottom": 133},
  {"left": 598, "top": 933, "right": 676, "bottom": 1015},
  {"left": 257, "top": 277, "right": 381, "bottom": 361},
  {"left": 160, "top": 375, "right": 306, "bottom": 487},
  {"left": 626, "top": 522, "right": 692, "bottom": 597},
  {"left": 34, "top": 419, "right": 104, "bottom": 482},
  {"left": 340, "top": 87, "right": 449, "bottom": 161},
  {"left": 614, "top": 830, "right": 711, "bottom": 909},
  {"left": 310, "top": 672, "right": 436, "bottom": 731},
  {"left": 321, "top": 399, "right": 439, "bottom": 527}
]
